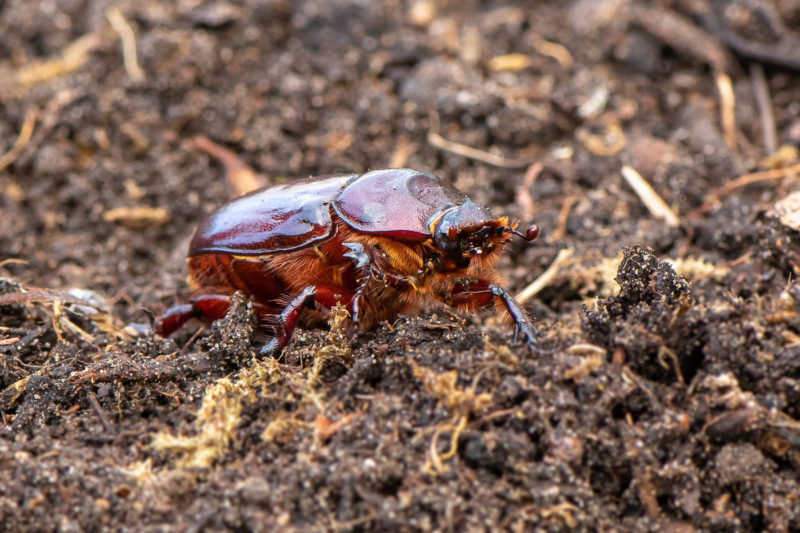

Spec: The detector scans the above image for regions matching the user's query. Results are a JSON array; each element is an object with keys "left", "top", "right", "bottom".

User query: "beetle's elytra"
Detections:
[{"left": 157, "top": 168, "right": 541, "bottom": 355}]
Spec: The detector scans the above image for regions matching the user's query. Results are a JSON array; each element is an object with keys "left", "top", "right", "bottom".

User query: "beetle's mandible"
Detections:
[{"left": 157, "top": 168, "right": 541, "bottom": 355}]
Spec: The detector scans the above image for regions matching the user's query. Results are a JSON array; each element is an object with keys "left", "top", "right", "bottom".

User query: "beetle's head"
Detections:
[{"left": 430, "top": 199, "right": 539, "bottom": 269}]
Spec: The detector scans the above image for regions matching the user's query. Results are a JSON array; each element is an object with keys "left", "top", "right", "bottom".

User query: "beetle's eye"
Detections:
[{"left": 433, "top": 223, "right": 458, "bottom": 252}]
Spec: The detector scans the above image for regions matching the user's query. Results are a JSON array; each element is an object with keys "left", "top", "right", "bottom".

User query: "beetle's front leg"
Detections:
[
  {"left": 260, "top": 285, "right": 355, "bottom": 357},
  {"left": 439, "top": 278, "right": 540, "bottom": 346}
]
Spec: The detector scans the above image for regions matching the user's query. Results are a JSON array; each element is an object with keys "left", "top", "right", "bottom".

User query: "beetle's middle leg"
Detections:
[
  {"left": 260, "top": 285, "right": 355, "bottom": 357},
  {"left": 438, "top": 278, "right": 540, "bottom": 346},
  {"left": 343, "top": 242, "right": 411, "bottom": 324}
]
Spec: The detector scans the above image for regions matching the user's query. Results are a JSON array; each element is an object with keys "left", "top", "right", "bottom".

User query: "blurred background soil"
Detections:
[{"left": 1, "top": 0, "right": 800, "bottom": 530}]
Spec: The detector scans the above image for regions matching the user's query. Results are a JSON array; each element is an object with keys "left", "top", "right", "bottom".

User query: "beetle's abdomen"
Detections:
[
  {"left": 188, "top": 253, "right": 284, "bottom": 303},
  {"left": 190, "top": 175, "right": 352, "bottom": 255}
]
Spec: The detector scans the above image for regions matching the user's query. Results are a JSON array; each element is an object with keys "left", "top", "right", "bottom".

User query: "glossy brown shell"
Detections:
[
  {"left": 190, "top": 175, "right": 354, "bottom": 255},
  {"left": 189, "top": 168, "right": 469, "bottom": 256},
  {"left": 333, "top": 168, "right": 468, "bottom": 241}
]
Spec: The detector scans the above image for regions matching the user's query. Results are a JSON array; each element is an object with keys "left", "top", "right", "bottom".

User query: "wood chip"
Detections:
[{"left": 488, "top": 53, "right": 531, "bottom": 72}]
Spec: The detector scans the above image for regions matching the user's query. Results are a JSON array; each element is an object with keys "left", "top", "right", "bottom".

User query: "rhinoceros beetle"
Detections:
[{"left": 157, "top": 168, "right": 541, "bottom": 355}]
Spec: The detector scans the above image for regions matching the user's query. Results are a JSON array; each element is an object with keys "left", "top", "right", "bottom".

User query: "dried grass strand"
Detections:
[
  {"left": 16, "top": 34, "right": 99, "bottom": 86},
  {"left": 516, "top": 247, "right": 574, "bottom": 304},
  {"left": 750, "top": 63, "right": 777, "bottom": 155},
  {"left": 0, "top": 109, "right": 37, "bottom": 172},
  {"left": 427, "top": 131, "right": 531, "bottom": 168},
  {"left": 106, "top": 7, "right": 145, "bottom": 82},
  {"left": 621, "top": 165, "right": 680, "bottom": 227},
  {"left": 691, "top": 162, "right": 800, "bottom": 217},
  {"left": 715, "top": 72, "right": 737, "bottom": 151}
]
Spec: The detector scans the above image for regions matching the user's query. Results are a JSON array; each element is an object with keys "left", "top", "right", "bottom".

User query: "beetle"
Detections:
[{"left": 157, "top": 168, "right": 541, "bottom": 356}]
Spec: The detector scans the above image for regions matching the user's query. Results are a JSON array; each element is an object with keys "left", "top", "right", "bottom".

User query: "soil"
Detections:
[{"left": 2, "top": 0, "right": 800, "bottom": 531}]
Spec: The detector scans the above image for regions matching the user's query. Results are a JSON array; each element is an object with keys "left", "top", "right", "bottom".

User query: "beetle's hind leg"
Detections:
[
  {"left": 260, "top": 285, "right": 355, "bottom": 357},
  {"left": 157, "top": 289, "right": 354, "bottom": 357},
  {"left": 157, "top": 293, "right": 276, "bottom": 340},
  {"left": 156, "top": 294, "right": 234, "bottom": 337}
]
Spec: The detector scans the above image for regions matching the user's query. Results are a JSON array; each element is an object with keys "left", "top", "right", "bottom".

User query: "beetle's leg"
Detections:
[
  {"left": 343, "top": 243, "right": 371, "bottom": 324},
  {"left": 440, "top": 279, "right": 540, "bottom": 346},
  {"left": 156, "top": 294, "right": 233, "bottom": 337},
  {"left": 156, "top": 304, "right": 195, "bottom": 337},
  {"left": 343, "top": 242, "right": 370, "bottom": 269},
  {"left": 343, "top": 242, "right": 412, "bottom": 324},
  {"left": 260, "top": 285, "right": 355, "bottom": 357}
]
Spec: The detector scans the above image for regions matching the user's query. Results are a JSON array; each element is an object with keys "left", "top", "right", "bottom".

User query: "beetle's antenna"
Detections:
[{"left": 508, "top": 224, "right": 539, "bottom": 242}]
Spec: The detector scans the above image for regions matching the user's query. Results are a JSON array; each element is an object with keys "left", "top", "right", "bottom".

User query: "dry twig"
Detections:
[
  {"left": 715, "top": 72, "right": 737, "bottom": 150},
  {"left": 750, "top": 63, "right": 777, "bottom": 155},
  {"left": 704, "top": 0, "right": 800, "bottom": 71},
  {"left": 691, "top": 163, "right": 800, "bottom": 217},
  {"left": 627, "top": 4, "right": 739, "bottom": 151},
  {"left": 315, "top": 413, "right": 355, "bottom": 442},
  {"left": 516, "top": 162, "right": 543, "bottom": 222},
  {"left": 548, "top": 195, "right": 578, "bottom": 243},
  {"left": 88, "top": 391, "right": 117, "bottom": 435},
  {"left": 0, "top": 109, "right": 37, "bottom": 172},
  {"left": 533, "top": 38, "right": 573, "bottom": 68},
  {"left": 621, "top": 166, "right": 680, "bottom": 227},
  {"left": 16, "top": 34, "right": 100, "bottom": 86},
  {"left": 388, "top": 136, "right": 418, "bottom": 168},
  {"left": 193, "top": 135, "right": 267, "bottom": 197},
  {"left": 426, "top": 415, "right": 467, "bottom": 475},
  {"left": 488, "top": 54, "right": 530, "bottom": 72},
  {"left": 103, "top": 206, "right": 170, "bottom": 228},
  {"left": 516, "top": 248, "right": 575, "bottom": 304},
  {"left": 0, "top": 259, "right": 28, "bottom": 269},
  {"left": 566, "top": 343, "right": 607, "bottom": 356},
  {"left": 106, "top": 7, "right": 145, "bottom": 81},
  {"left": 427, "top": 131, "right": 531, "bottom": 169},
  {"left": 627, "top": 3, "right": 733, "bottom": 73},
  {"left": 14, "top": 89, "right": 81, "bottom": 169}
]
